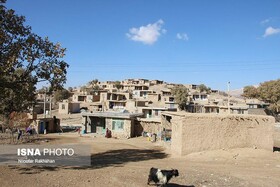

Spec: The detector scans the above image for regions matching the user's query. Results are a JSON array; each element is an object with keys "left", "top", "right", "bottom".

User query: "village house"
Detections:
[
  {"left": 191, "top": 91, "right": 208, "bottom": 101},
  {"left": 185, "top": 84, "right": 199, "bottom": 90},
  {"left": 100, "top": 92, "right": 132, "bottom": 110},
  {"left": 132, "top": 90, "right": 154, "bottom": 99},
  {"left": 122, "top": 78, "right": 150, "bottom": 85},
  {"left": 58, "top": 100, "right": 80, "bottom": 114},
  {"left": 72, "top": 93, "right": 100, "bottom": 103},
  {"left": 141, "top": 107, "right": 168, "bottom": 119},
  {"left": 33, "top": 93, "right": 52, "bottom": 114},
  {"left": 219, "top": 105, "right": 248, "bottom": 114},
  {"left": 36, "top": 117, "right": 60, "bottom": 134},
  {"left": 203, "top": 104, "right": 220, "bottom": 113},
  {"left": 150, "top": 80, "right": 164, "bottom": 85},
  {"left": 122, "top": 79, "right": 150, "bottom": 91},
  {"left": 82, "top": 111, "right": 143, "bottom": 138},
  {"left": 160, "top": 90, "right": 178, "bottom": 110}
]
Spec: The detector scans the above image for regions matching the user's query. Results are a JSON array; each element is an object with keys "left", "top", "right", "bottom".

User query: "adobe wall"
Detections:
[{"left": 170, "top": 114, "right": 275, "bottom": 156}]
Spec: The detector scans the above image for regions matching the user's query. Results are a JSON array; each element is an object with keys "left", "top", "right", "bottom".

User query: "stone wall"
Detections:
[
  {"left": 134, "top": 120, "right": 161, "bottom": 136},
  {"left": 169, "top": 113, "right": 275, "bottom": 156},
  {"left": 248, "top": 108, "right": 267, "bottom": 115},
  {"left": 106, "top": 118, "right": 132, "bottom": 138}
]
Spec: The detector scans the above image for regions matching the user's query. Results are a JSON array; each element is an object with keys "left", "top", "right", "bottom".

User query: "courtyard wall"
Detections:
[{"left": 166, "top": 113, "right": 275, "bottom": 156}]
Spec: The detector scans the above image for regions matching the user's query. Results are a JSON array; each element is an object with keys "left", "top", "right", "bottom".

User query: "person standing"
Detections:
[{"left": 17, "top": 128, "right": 22, "bottom": 141}]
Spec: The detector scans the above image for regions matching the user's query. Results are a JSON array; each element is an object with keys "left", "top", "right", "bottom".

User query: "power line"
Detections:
[
  {"left": 70, "top": 59, "right": 280, "bottom": 68},
  {"left": 68, "top": 66, "right": 279, "bottom": 73}
]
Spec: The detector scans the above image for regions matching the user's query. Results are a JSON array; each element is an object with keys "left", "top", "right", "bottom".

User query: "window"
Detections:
[
  {"left": 62, "top": 104, "right": 65, "bottom": 110},
  {"left": 155, "top": 110, "right": 159, "bottom": 116},
  {"left": 238, "top": 110, "right": 244, "bottom": 114},
  {"left": 112, "top": 119, "right": 124, "bottom": 131}
]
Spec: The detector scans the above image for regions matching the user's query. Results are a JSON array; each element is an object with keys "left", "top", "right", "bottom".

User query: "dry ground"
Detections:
[{"left": 0, "top": 128, "right": 280, "bottom": 187}]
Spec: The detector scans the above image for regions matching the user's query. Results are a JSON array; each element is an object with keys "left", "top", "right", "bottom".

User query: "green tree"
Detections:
[
  {"left": 0, "top": 1, "right": 68, "bottom": 120},
  {"left": 171, "top": 85, "right": 189, "bottom": 110},
  {"left": 88, "top": 79, "right": 100, "bottom": 93},
  {"left": 258, "top": 80, "right": 280, "bottom": 113},
  {"left": 88, "top": 79, "right": 99, "bottom": 88},
  {"left": 114, "top": 81, "right": 122, "bottom": 90},
  {"left": 1, "top": 68, "right": 36, "bottom": 117},
  {"left": 243, "top": 79, "right": 280, "bottom": 113},
  {"left": 242, "top": 86, "right": 259, "bottom": 99},
  {"left": 90, "top": 85, "right": 100, "bottom": 95},
  {"left": 198, "top": 84, "right": 211, "bottom": 93},
  {"left": 54, "top": 89, "right": 71, "bottom": 103}
]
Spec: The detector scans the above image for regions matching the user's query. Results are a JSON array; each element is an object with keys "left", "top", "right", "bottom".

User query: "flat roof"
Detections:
[
  {"left": 246, "top": 103, "right": 270, "bottom": 105},
  {"left": 108, "top": 100, "right": 127, "bottom": 103},
  {"left": 82, "top": 112, "right": 143, "bottom": 119},
  {"left": 142, "top": 107, "right": 167, "bottom": 110},
  {"left": 136, "top": 117, "right": 161, "bottom": 123},
  {"left": 219, "top": 106, "right": 248, "bottom": 109},
  {"left": 161, "top": 111, "right": 273, "bottom": 119},
  {"left": 90, "top": 102, "right": 102, "bottom": 106},
  {"left": 204, "top": 105, "right": 220, "bottom": 108}
]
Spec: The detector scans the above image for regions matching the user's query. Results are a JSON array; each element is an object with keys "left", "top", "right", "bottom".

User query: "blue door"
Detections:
[{"left": 39, "top": 121, "right": 45, "bottom": 134}]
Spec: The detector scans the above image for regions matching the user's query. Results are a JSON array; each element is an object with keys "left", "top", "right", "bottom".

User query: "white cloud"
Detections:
[
  {"left": 260, "top": 18, "right": 271, "bottom": 25},
  {"left": 176, "top": 33, "right": 189, "bottom": 41},
  {"left": 126, "top": 19, "right": 166, "bottom": 45},
  {"left": 263, "top": 26, "right": 280, "bottom": 37}
]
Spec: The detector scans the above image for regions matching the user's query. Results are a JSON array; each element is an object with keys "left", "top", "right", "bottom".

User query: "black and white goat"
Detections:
[{"left": 147, "top": 167, "right": 179, "bottom": 186}]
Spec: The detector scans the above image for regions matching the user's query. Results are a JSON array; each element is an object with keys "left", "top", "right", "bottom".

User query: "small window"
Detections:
[
  {"left": 112, "top": 119, "right": 124, "bottom": 131},
  {"left": 62, "top": 104, "right": 65, "bottom": 110},
  {"left": 155, "top": 110, "right": 159, "bottom": 116}
]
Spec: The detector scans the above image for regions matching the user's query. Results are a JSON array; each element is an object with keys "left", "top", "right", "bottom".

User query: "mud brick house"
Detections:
[{"left": 82, "top": 112, "right": 143, "bottom": 138}]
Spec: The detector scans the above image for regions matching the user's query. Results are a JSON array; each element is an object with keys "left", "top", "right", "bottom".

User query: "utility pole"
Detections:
[
  {"left": 43, "top": 87, "right": 46, "bottom": 118},
  {"left": 49, "top": 94, "right": 52, "bottom": 117},
  {"left": 102, "top": 94, "right": 104, "bottom": 112},
  {"left": 135, "top": 98, "right": 138, "bottom": 113},
  {"left": 227, "top": 81, "right": 230, "bottom": 114}
]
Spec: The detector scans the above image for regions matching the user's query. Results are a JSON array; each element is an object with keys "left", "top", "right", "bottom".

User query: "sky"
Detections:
[{"left": 5, "top": 0, "right": 280, "bottom": 91}]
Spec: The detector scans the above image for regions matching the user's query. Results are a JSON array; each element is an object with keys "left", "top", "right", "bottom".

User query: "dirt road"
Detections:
[{"left": 0, "top": 132, "right": 280, "bottom": 187}]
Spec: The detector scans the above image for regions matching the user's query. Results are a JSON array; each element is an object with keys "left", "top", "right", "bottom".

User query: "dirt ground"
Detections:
[{"left": 0, "top": 127, "right": 280, "bottom": 187}]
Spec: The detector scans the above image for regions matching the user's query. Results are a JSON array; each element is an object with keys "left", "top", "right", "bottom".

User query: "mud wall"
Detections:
[{"left": 170, "top": 114, "right": 275, "bottom": 156}]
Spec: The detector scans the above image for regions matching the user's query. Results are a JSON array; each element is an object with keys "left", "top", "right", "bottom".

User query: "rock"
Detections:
[{"left": 233, "top": 153, "right": 239, "bottom": 159}]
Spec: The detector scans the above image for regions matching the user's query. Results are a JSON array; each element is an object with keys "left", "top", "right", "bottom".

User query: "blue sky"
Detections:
[{"left": 6, "top": 0, "right": 280, "bottom": 91}]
